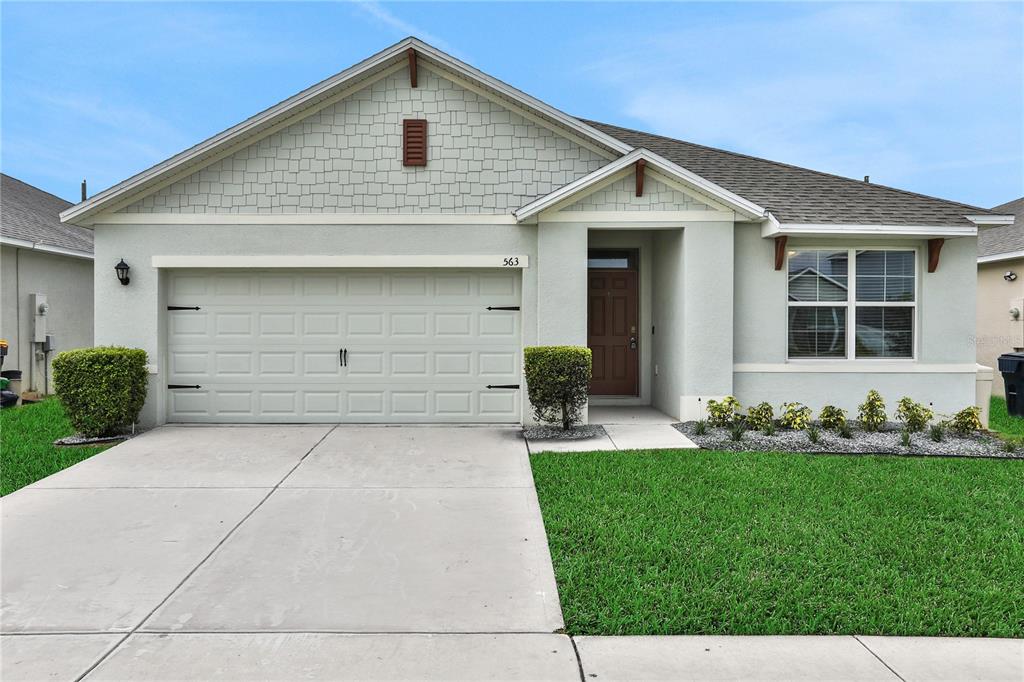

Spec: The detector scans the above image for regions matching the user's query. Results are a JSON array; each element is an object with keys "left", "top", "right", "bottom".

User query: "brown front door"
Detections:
[{"left": 588, "top": 269, "right": 639, "bottom": 395}]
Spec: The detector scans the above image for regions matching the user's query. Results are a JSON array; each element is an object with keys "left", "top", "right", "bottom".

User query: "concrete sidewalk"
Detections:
[{"left": 3, "top": 632, "right": 1020, "bottom": 680}]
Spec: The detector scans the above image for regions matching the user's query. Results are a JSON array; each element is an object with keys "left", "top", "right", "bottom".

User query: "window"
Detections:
[
  {"left": 787, "top": 248, "right": 916, "bottom": 360},
  {"left": 588, "top": 249, "right": 637, "bottom": 270}
]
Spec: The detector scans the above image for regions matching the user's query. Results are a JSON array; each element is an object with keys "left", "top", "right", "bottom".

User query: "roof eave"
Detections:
[
  {"left": 514, "top": 148, "right": 766, "bottom": 222},
  {"left": 761, "top": 221, "right": 977, "bottom": 239},
  {"left": 967, "top": 214, "right": 1016, "bottom": 227},
  {"left": 0, "top": 236, "right": 94, "bottom": 260}
]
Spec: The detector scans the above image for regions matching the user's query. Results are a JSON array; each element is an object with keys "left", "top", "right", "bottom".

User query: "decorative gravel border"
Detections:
[
  {"left": 674, "top": 421, "right": 1023, "bottom": 459},
  {"left": 524, "top": 424, "right": 608, "bottom": 441}
]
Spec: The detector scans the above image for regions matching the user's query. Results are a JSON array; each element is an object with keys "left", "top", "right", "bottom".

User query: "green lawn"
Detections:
[
  {"left": 1, "top": 399, "right": 111, "bottom": 496},
  {"left": 531, "top": 449, "right": 1024, "bottom": 637},
  {"left": 990, "top": 396, "right": 1024, "bottom": 438}
]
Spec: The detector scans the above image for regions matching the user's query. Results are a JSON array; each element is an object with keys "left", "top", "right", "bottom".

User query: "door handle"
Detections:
[
  {"left": 339, "top": 348, "right": 348, "bottom": 367},
  {"left": 629, "top": 336, "right": 637, "bottom": 350}
]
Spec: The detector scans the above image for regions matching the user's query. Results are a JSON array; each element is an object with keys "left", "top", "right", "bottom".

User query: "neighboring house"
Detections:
[
  {"left": 1, "top": 174, "right": 94, "bottom": 394},
  {"left": 59, "top": 38, "right": 1012, "bottom": 427},
  {"left": 977, "top": 197, "right": 1024, "bottom": 397}
]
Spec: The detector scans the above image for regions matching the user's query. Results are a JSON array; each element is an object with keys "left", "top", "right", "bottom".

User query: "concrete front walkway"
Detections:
[
  {"left": 527, "top": 406, "right": 698, "bottom": 452},
  {"left": 0, "top": 424, "right": 565, "bottom": 680}
]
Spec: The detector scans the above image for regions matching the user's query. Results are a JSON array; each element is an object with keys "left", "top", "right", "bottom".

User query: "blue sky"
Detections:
[{"left": 2, "top": 1, "right": 1021, "bottom": 208}]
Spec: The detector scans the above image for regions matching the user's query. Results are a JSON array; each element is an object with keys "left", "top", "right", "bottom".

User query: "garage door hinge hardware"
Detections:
[
  {"left": 486, "top": 306, "right": 520, "bottom": 311},
  {"left": 167, "top": 306, "right": 201, "bottom": 311},
  {"left": 486, "top": 384, "right": 520, "bottom": 389},
  {"left": 168, "top": 384, "right": 201, "bottom": 389}
]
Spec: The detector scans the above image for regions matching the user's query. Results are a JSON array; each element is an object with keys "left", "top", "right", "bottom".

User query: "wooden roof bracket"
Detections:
[
  {"left": 635, "top": 158, "right": 646, "bottom": 197},
  {"left": 774, "top": 235, "right": 788, "bottom": 271},
  {"left": 407, "top": 48, "right": 418, "bottom": 88},
  {"left": 927, "top": 238, "right": 944, "bottom": 273}
]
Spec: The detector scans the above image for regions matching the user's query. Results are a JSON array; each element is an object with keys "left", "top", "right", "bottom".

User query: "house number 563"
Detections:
[{"left": 502, "top": 257, "right": 520, "bottom": 267}]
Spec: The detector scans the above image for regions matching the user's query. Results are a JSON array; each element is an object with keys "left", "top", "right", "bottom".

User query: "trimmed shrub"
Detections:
[
  {"left": 707, "top": 396, "right": 741, "bottom": 427},
  {"left": 895, "top": 397, "right": 933, "bottom": 433},
  {"left": 946, "top": 406, "right": 983, "bottom": 435},
  {"left": 858, "top": 390, "right": 887, "bottom": 432},
  {"left": 819, "top": 405, "right": 848, "bottom": 431},
  {"left": 746, "top": 402, "right": 774, "bottom": 432},
  {"left": 779, "top": 402, "right": 812, "bottom": 430},
  {"left": 523, "top": 346, "right": 591, "bottom": 430},
  {"left": 52, "top": 346, "right": 148, "bottom": 437}
]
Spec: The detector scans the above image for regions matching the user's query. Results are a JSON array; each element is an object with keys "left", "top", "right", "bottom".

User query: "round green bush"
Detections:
[
  {"left": 52, "top": 346, "right": 148, "bottom": 437},
  {"left": 524, "top": 346, "right": 591, "bottom": 430}
]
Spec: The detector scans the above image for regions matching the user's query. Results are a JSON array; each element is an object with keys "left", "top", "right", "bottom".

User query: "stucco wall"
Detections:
[
  {"left": 563, "top": 176, "right": 709, "bottom": 212},
  {"left": 732, "top": 225, "right": 980, "bottom": 415},
  {"left": 0, "top": 245, "right": 94, "bottom": 393},
  {"left": 93, "top": 222, "right": 538, "bottom": 426},
  {"left": 651, "top": 229, "right": 685, "bottom": 418},
  {"left": 119, "top": 67, "right": 608, "bottom": 215},
  {"left": 977, "top": 258, "right": 1024, "bottom": 397}
]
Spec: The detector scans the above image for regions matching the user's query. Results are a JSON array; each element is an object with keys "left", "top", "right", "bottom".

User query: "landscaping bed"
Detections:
[
  {"left": 0, "top": 399, "right": 111, "bottom": 496},
  {"left": 674, "top": 420, "right": 1021, "bottom": 458},
  {"left": 531, "top": 448, "right": 1024, "bottom": 637}
]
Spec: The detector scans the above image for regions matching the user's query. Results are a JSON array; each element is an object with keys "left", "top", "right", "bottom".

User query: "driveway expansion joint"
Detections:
[{"left": 854, "top": 635, "right": 908, "bottom": 682}]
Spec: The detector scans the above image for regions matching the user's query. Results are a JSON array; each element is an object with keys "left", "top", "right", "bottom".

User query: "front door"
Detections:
[{"left": 588, "top": 266, "right": 639, "bottom": 396}]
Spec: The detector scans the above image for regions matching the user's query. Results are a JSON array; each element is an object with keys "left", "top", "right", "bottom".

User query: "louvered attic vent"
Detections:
[{"left": 403, "top": 119, "right": 427, "bottom": 166}]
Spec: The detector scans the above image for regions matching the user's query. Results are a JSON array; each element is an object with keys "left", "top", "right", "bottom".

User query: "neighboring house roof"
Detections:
[
  {"left": 585, "top": 120, "right": 995, "bottom": 228},
  {"left": 1, "top": 174, "right": 93, "bottom": 258},
  {"left": 978, "top": 197, "right": 1024, "bottom": 262}
]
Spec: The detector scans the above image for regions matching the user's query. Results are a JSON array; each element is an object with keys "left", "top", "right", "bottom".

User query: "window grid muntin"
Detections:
[{"left": 786, "top": 247, "right": 917, "bottom": 361}]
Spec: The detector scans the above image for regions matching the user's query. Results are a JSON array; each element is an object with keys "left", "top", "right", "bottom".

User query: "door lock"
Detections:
[{"left": 629, "top": 336, "right": 637, "bottom": 350}]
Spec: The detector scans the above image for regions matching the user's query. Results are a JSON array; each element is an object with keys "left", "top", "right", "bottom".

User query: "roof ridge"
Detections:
[
  {"left": 1, "top": 173, "right": 74, "bottom": 207},
  {"left": 584, "top": 119, "right": 993, "bottom": 217}
]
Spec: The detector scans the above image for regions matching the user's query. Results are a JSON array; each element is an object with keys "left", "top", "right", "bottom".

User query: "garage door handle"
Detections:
[
  {"left": 486, "top": 306, "right": 520, "bottom": 311},
  {"left": 486, "top": 384, "right": 520, "bottom": 389},
  {"left": 168, "top": 384, "right": 201, "bottom": 389},
  {"left": 339, "top": 348, "right": 348, "bottom": 367},
  {"left": 167, "top": 306, "right": 201, "bottom": 311}
]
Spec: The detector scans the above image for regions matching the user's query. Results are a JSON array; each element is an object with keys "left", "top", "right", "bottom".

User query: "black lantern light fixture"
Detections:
[{"left": 114, "top": 259, "right": 131, "bottom": 286}]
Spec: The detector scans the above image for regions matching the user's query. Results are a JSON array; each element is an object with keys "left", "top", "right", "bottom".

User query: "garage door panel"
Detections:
[{"left": 167, "top": 269, "right": 521, "bottom": 423}]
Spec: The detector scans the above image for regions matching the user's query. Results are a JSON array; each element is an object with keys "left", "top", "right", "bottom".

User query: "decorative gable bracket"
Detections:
[{"left": 927, "top": 238, "right": 944, "bottom": 273}]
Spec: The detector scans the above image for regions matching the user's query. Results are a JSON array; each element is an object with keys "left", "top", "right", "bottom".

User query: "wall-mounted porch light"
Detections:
[
  {"left": 115, "top": 259, "right": 131, "bottom": 286},
  {"left": 1004, "top": 271, "right": 1018, "bottom": 282}
]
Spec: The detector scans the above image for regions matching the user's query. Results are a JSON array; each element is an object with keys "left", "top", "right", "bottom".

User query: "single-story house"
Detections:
[
  {"left": 977, "top": 197, "right": 1023, "bottom": 397},
  {"left": 1, "top": 174, "right": 94, "bottom": 396},
  {"left": 59, "top": 38, "right": 1013, "bottom": 427}
]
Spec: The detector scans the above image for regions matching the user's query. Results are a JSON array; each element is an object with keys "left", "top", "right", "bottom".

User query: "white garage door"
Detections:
[{"left": 165, "top": 269, "right": 521, "bottom": 423}]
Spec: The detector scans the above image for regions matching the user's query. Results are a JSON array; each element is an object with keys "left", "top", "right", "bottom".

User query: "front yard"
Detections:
[
  {"left": 0, "top": 400, "right": 111, "bottom": 496},
  {"left": 531, "top": 449, "right": 1024, "bottom": 637}
]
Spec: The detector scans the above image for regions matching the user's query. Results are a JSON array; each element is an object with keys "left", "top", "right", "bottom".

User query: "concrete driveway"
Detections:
[{"left": 1, "top": 425, "right": 575, "bottom": 680}]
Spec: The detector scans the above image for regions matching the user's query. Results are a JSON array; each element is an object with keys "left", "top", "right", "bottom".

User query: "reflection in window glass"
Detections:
[
  {"left": 856, "top": 250, "right": 915, "bottom": 302},
  {"left": 788, "top": 251, "right": 848, "bottom": 302},
  {"left": 788, "top": 307, "right": 847, "bottom": 358},
  {"left": 856, "top": 307, "right": 913, "bottom": 358}
]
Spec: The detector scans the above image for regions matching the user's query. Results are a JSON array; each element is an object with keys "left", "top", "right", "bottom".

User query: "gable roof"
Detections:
[
  {"left": 61, "top": 37, "right": 630, "bottom": 225},
  {"left": 585, "top": 120, "right": 997, "bottom": 228},
  {"left": 1, "top": 174, "right": 93, "bottom": 257},
  {"left": 514, "top": 148, "right": 765, "bottom": 221},
  {"left": 978, "top": 197, "right": 1024, "bottom": 261}
]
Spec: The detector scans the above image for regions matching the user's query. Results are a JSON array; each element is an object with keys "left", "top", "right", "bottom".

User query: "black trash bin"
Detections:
[{"left": 997, "top": 352, "right": 1024, "bottom": 416}]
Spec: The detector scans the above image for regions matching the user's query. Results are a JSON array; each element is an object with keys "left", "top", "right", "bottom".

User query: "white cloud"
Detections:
[{"left": 351, "top": 1, "right": 462, "bottom": 57}]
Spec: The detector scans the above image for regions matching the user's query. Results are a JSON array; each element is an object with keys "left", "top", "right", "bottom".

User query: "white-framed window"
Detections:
[{"left": 787, "top": 248, "right": 916, "bottom": 360}]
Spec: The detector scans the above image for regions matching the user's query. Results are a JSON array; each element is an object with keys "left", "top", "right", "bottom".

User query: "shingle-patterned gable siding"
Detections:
[
  {"left": 561, "top": 176, "right": 709, "bottom": 212},
  {"left": 585, "top": 120, "right": 989, "bottom": 227},
  {"left": 119, "top": 69, "right": 607, "bottom": 214}
]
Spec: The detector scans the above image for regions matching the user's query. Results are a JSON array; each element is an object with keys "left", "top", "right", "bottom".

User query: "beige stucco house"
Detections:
[
  {"left": 1, "top": 174, "right": 94, "bottom": 395},
  {"left": 977, "top": 197, "right": 1024, "bottom": 398},
  {"left": 58, "top": 38, "right": 1013, "bottom": 427}
]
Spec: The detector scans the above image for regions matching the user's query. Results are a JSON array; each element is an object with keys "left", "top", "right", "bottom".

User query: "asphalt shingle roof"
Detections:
[
  {"left": 1, "top": 174, "right": 92, "bottom": 254},
  {"left": 586, "top": 120, "right": 992, "bottom": 227},
  {"left": 979, "top": 197, "right": 1024, "bottom": 259}
]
